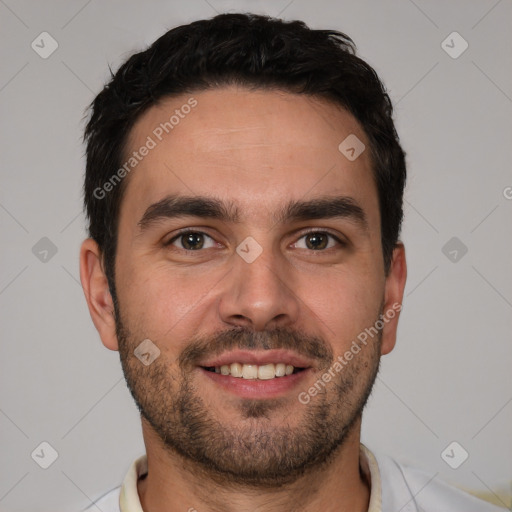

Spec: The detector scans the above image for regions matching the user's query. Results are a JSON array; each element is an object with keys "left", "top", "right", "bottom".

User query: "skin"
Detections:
[{"left": 80, "top": 86, "right": 407, "bottom": 512}]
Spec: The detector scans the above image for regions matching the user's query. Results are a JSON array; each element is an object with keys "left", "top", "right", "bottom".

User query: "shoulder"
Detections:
[
  {"left": 374, "top": 451, "right": 505, "bottom": 512},
  {"left": 82, "top": 486, "right": 121, "bottom": 512}
]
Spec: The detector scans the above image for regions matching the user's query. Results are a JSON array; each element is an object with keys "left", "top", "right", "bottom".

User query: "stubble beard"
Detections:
[{"left": 116, "top": 310, "right": 382, "bottom": 488}]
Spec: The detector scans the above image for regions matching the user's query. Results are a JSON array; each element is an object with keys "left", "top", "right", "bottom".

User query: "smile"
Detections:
[
  {"left": 198, "top": 349, "right": 313, "bottom": 398},
  {"left": 203, "top": 363, "right": 305, "bottom": 380}
]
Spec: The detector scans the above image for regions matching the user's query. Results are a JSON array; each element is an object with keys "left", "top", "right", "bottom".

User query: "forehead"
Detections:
[{"left": 120, "top": 86, "right": 378, "bottom": 226}]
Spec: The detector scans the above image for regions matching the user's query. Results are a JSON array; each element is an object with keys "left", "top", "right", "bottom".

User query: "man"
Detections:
[{"left": 79, "top": 13, "right": 502, "bottom": 512}]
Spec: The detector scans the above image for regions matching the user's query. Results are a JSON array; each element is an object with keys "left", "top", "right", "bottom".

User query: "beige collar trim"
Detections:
[{"left": 119, "top": 443, "right": 382, "bottom": 512}]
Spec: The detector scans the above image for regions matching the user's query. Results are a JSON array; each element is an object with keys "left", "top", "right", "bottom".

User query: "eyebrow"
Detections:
[
  {"left": 137, "top": 194, "right": 368, "bottom": 232},
  {"left": 276, "top": 196, "right": 368, "bottom": 229},
  {"left": 138, "top": 195, "right": 241, "bottom": 230}
]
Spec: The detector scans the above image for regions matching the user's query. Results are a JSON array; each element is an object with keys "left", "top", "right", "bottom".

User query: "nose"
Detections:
[{"left": 218, "top": 244, "right": 300, "bottom": 331}]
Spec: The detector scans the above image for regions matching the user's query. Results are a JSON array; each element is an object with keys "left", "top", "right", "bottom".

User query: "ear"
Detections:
[
  {"left": 79, "top": 238, "right": 119, "bottom": 351},
  {"left": 380, "top": 243, "right": 407, "bottom": 356}
]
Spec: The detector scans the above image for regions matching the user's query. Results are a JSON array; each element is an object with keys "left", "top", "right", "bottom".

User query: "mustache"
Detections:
[{"left": 179, "top": 326, "right": 334, "bottom": 370}]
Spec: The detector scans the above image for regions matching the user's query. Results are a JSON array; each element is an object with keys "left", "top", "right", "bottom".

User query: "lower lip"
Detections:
[{"left": 199, "top": 367, "right": 312, "bottom": 399}]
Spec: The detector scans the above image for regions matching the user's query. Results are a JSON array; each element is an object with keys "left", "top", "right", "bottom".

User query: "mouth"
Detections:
[
  {"left": 197, "top": 350, "right": 313, "bottom": 399},
  {"left": 202, "top": 363, "right": 306, "bottom": 380}
]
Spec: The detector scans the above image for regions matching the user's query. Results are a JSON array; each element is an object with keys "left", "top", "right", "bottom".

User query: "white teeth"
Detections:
[
  {"left": 230, "top": 362, "right": 243, "bottom": 378},
  {"left": 211, "top": 362, "right": 299, "bottom": 379},
  {"left": 242, "top": 364, "right": 258, "bottom": 379},
  {"left": 275, "top": 363, "right": 286, "bottom": 377},
  {"left": 258, "top": 364, "right": 276, "bottom": 380}
]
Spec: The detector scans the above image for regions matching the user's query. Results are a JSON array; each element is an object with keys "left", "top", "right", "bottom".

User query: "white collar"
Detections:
[{"left": 119, "top": 443, "right": 382, "bottom": 512}]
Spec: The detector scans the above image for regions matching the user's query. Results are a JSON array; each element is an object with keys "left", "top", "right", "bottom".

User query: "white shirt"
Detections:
[{"left": 84, "top": 444, "right": 504, "bottom": 511}]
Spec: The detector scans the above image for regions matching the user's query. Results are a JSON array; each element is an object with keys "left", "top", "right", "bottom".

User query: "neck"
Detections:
[{"left": 137, "top": 417, "right": 371, "bottom": 512}]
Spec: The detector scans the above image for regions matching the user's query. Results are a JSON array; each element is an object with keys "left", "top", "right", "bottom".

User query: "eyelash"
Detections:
[
  {"left": 165, "top": 228, "right": 346, "bottom": 251},
  {"left": 294, "top": 229, "right": 346, "bottom": 250}
]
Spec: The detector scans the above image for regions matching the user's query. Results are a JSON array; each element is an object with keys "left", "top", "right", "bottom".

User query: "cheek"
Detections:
[
  {"left": 116, "top": 260, "right": 224, "bottom": 341},
  {"left": 301, "top": 267, "right": 383, "bottom": 348}
]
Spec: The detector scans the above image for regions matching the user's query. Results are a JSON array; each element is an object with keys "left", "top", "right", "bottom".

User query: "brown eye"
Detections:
[
  {"left": 168, "top": 231, "right": 216, "bottom": 250},
  {"left": 181, "top": 232, "right": 204, "bottom": 250},
  {"left": 305, "top": 232, "right": 329, "bottom": 250},
  {"left": 293, "top": 231, "right": 340, "bottom": 251}
]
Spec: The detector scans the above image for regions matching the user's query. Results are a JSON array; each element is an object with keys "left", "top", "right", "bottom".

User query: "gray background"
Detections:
[{"left": 0, "top": 0, "right": 511, "bottom": 510}]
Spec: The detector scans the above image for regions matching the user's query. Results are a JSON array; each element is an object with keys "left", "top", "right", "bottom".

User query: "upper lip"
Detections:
[{"left": 199, "top": 349, "right": 315, "bottom": 369}]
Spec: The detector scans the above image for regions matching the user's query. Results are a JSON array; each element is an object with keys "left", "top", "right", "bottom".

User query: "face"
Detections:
[{"left": 81, "top": 86, "right": 406, "bottom": 487}]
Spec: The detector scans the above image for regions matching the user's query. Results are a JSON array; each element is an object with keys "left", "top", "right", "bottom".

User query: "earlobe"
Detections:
[
  {"left": 380, "top": 243, "right": 407, "bottom": 356},
  {"left": 79, "top": 238, "right": 119, "bottom": 351}
]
